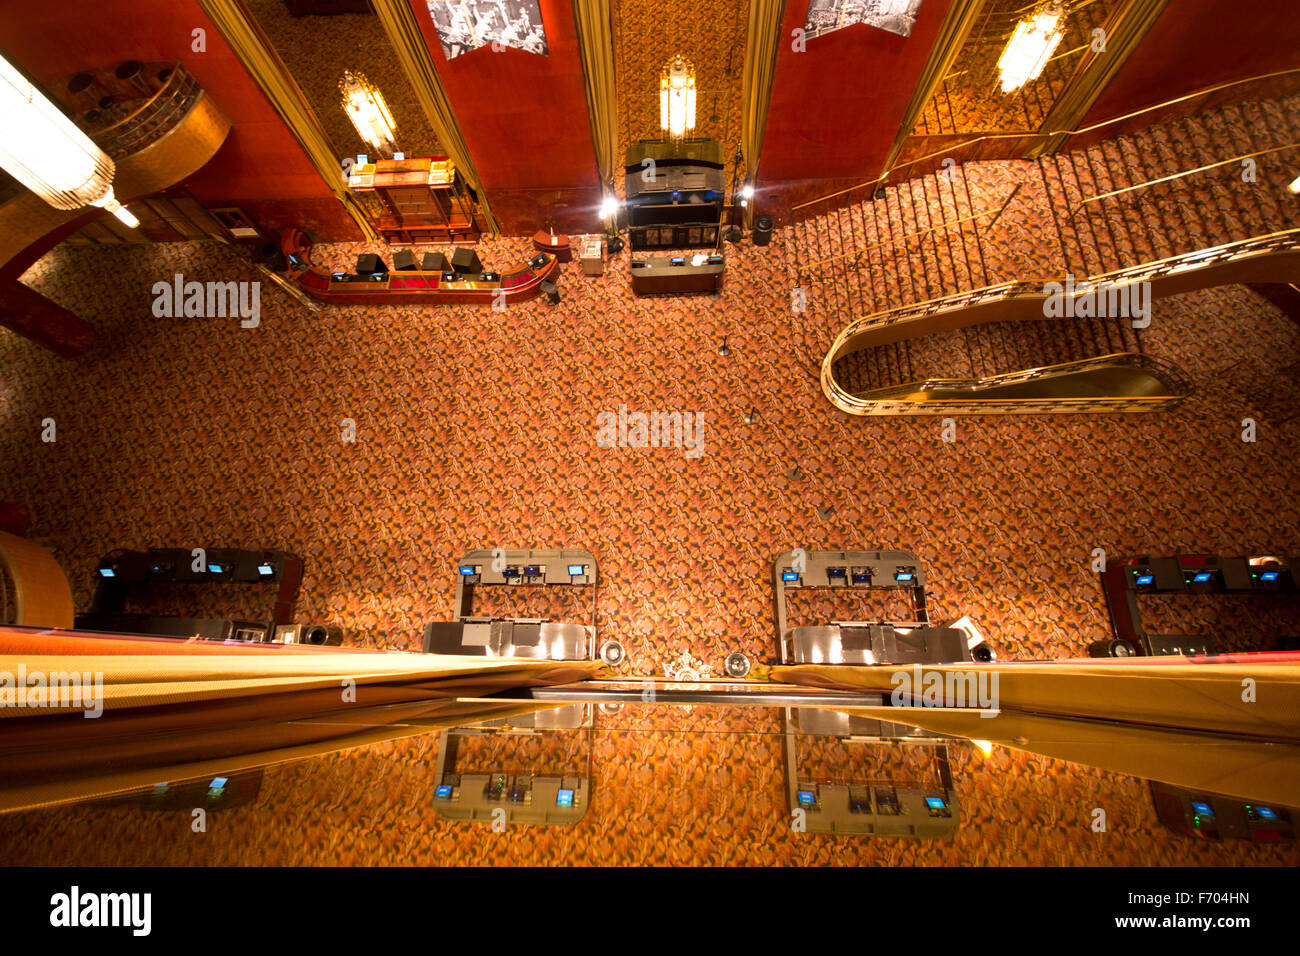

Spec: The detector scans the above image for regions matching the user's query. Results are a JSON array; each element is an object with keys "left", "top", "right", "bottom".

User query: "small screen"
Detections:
[
  {"left": 852, "top": 572, "right": 870, "bottom": 584},
  {"left": 568, "top": 564, "right": 585, "bottom": 575},
  {"left": 1256, "top": 806, "right": 1278, "bottom": 820},
  {"left": 895, "top": 571, "right": 914, "bottom": 582},
  {"left": 458, "top": 566, "right": 477, "bottom": 576},
  {"left": 926, "top": 796, "right": 946, "bottom": 810},
  {"left": 207, "top": 564, "right": 223, "bottom": 574},
  {"left": 1191, "top": 801, "right": 1214, "bottom": 816},
  {"left": 523, "top": 566, "right": 541, "bottom": 576},
  {"left": 782, "top": 570, "right": 799, "bottom": 582},
  {"left": 556, "top": 789, "right": 575, "bottom": 807},
  {"left": 209, "top": 777, "right": 228, "bottom": 790},
  {"left": 827, "top": 568, "right": 847, "bottom": 579},
  {"left": 258, "top": 564, "right": 274, "bottom": 576},
  {"left": 1192, "top": 572, "right": 1212, "bottom": 583},
  {"left": 98, "top": 568, "right": 115, "bottom": 578},
  {"left": 434, "top": 785, "right": 453, "bottom": 800},
  {"left": 1135, "top": 573, "right": 1155, "bottom": 585},
  {"left": 1260, "top": 571, "right": 1280, "bottom": 581},
  {"left": 797, "top": 790, "right": 816, "bottom": 807}
]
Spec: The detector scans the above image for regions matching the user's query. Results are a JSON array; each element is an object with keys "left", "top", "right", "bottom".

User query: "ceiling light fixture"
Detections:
[
  {"left": 340, "top": 70, "right": 397, "bottom": 157},
  {"left": 0, "top": 52, "right": 138, "bottom": 227},
  {"left": 997, "top": 2, "right": 1067, "bottom": 94},
  {"left": 659, "top": 55, "right": 696, "bottom": 141},
  {"left": 1289, "top": 174, "right": 1300, "bottom": 194}
]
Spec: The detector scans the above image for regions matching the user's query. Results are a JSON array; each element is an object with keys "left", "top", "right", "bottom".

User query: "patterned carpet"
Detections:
[{"left": 1, "top": 96, "right": 1298, "bottom": 865}]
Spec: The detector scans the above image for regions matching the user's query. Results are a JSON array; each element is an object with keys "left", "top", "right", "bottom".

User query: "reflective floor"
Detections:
[{"left": 2, "top": 700, "right": 1296, "bottom": 866}]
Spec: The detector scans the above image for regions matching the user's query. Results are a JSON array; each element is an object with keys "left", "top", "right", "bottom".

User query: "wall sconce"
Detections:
[
  {"left": 997, "top": 2, "right": 1067, "bottom": 94},
  {"left": 0, "top": 53, "right": 138, "bottom": 227},
  {"left": 659, "top": 55, "right": 696, "bottom": 141},
  {"left": 340, "top": 70, "right": 397, "bottom": 157}
]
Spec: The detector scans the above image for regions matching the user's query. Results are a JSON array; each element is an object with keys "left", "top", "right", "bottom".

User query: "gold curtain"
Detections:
[
  {"left": 571, "top": 0, "right": 619, "bottom": 193},
  {"left": 196, "top": 0, "right": 380, "bottom": 241},
  {"left": 766, "top": 660, "right": 1300, "bottom": 805},
  {"left": 0, "top": 627, "right": 599, "bottom": 812},
  {"left": 740, "top": 0, "right": 787, "bottom": 229},
  {"left": 370, "top": 0, "right": 501, "bottom": 234}
]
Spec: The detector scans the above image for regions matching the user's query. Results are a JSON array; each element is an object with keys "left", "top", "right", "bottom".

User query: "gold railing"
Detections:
[
  {"left": 791, "top": 67, "right": 1300, "bottom": 223},
  {"left": 821, "top": 228, "right": 1300, "bottom": 416}
]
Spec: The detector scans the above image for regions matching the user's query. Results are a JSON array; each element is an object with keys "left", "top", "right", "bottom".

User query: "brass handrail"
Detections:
[
  {"left": 1073, "top": 141, "right": 1300, "bottom": 208},
  {"left": 798, "top": 183, "right": 1021, "bottom": 274},
  {"left": 791, "top": 66, "right": 1300, "bottom": 214}
]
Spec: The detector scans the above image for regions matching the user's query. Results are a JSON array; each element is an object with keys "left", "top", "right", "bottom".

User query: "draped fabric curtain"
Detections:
[
  {"left": 369, "top": 0, "right": 501, "bottom": 235},
  {"left": 196, "top": 0, "right": 380, "bottom": 241},
  {"left": 763, "top": 656, "right": 1300, "bottom": 806},
  {"left": 740, "top": 0, "right": 786, "bottom": 229},
  {"left": 571, "top": 0, "right": 619, "bottom": 196},
  {"left": 0, "top": 628, "right": 598, "bottom": 812}
]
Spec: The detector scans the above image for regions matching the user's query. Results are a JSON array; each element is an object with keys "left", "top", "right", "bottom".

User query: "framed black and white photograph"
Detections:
[
  {"left": 803, "top": 0, "right": 924, "bottom": 41},
  {"left": 426, "top": 0, "right": 549, "bottom": 59}
]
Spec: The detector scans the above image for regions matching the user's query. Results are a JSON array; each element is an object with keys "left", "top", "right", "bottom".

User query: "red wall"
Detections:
[
  {"left": 1083, "top": 0, "right": 1300, "bottom": 129},
  {"left": 756, "top": 0, "right": 952, "bottom": 220},
  {"left": 410, "top": 0, "right": 600, "bottom": 234},
  {"left": 0, "top": 0, "right": 360, "bottom": 240}
]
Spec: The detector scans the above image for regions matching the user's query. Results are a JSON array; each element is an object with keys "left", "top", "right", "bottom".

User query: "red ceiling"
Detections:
[
  {"left": 0, "top": 0, "right": 360, "bottom": 240},
  {"left": 410, "top": 0, "right": 601, "bottom": 234},
  {"left": 756, "top": 0, "right": 952, "bottom": 220}
]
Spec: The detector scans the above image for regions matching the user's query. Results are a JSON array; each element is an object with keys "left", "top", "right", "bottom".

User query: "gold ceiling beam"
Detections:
[
  {"left": 1028, "top": 0, "right": 1171, "bottom": 158},
  {"left": 196, "top": 0, "right": 379, "bottom": 241},
  {"left": 369, "top": 0, "right": 500, "bottom": 235},
  {"left": 877, "top": 0, "right": 988, "bottom": 182}
]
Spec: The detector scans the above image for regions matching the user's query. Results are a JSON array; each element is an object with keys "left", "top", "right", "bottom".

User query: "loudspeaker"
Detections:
[
  {"left": 752, "top": 215, "right": 774, "bottom": 247},
  {"left": 275, "top": 623, "right": 343, "bottom": 646},
  {"left": 540, "top": 280, "right": 560, "bottom": 304},
  {"left": 421, "top": 251, "right": 449, "bottom": 272},
  {"left": 356, "top": 253, "right": 388, "bottom": 275},
  {"left": 252, "top": 242, "right": 287, "bottom": 271},
  {"left": 451, "top": 247, "right": 483, "bottom": 274},
  {"left": 529, "top": 253, "right": 548, "bottom": 270},
  {"left": 606, "top": 236, "right": 625, "bottom": 254},
  {"left": 393, "top": 249, "right": 418, "bottom": 271}
]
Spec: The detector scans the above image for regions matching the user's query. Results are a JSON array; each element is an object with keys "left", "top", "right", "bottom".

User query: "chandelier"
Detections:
[
  {"left": 659, "top": 56, "right": 696, "bottom": 140},
  {"left": 339, "top": 71, "right": 397, "bottom": 157},
  {"left": 0, "top": 53, "right": 138, "bottom": 227},
  {"left": 997, "top": 2, "right": 1067, "bottom": 94}
]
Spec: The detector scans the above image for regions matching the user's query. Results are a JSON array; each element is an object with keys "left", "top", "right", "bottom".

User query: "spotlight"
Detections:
[
  {"left": 1289, "top": 175, "right": 1300, "bottom": 194},
  {"left": 599, "top": 195, "right": 620, "bottom": 219},
  {"left": 740, "top": 184, "right": 754, "bottom": 200}
]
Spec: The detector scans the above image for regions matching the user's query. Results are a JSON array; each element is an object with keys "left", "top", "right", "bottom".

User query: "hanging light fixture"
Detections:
[
  {"left": 997, "top": 2, "right": 1068, "bottom": 94},
  {"left": 659, "top": 56, "right": 697, "bottom": 141},
  {"left": 339, "top": 70, "right": 397, "bottom": 157},
  {"left": 0, "top": 52, "right": 138, "bottom": 227}
]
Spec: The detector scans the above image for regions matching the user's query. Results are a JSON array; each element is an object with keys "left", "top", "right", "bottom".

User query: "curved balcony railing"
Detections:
[{"left": 822, "top": 229, "right": 1300, "bottom": 416}]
